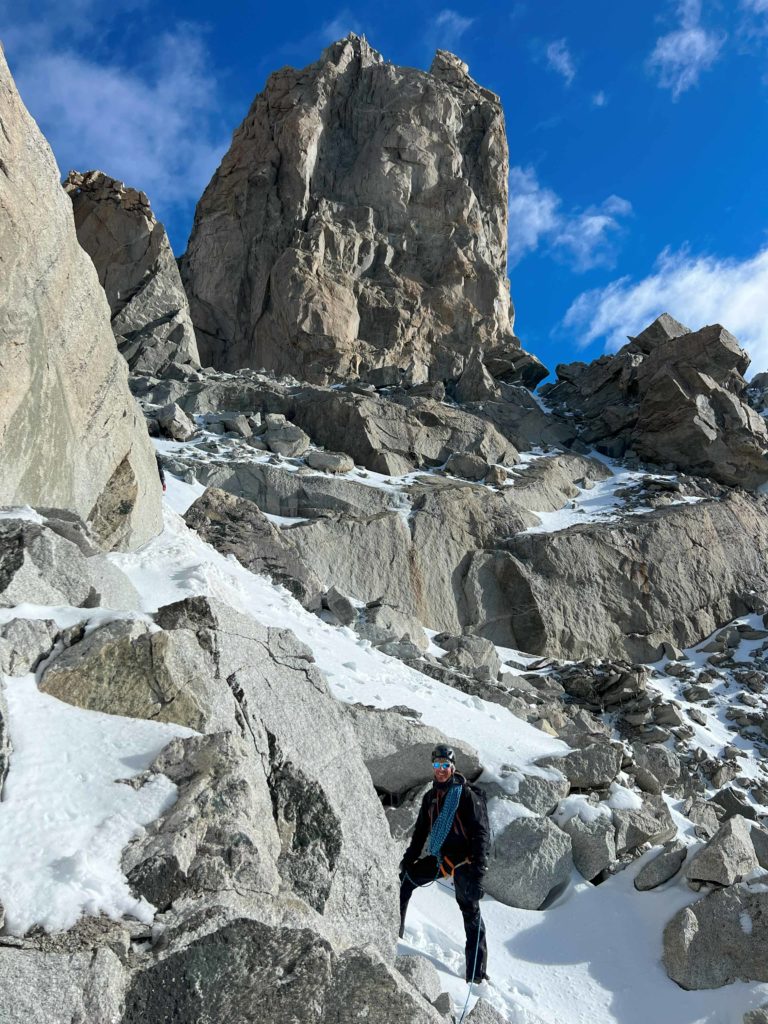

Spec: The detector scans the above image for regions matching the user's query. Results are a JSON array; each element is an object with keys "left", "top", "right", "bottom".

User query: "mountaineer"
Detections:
[{"left": 399, "top": 744, "right": 490, "bottom": 984}]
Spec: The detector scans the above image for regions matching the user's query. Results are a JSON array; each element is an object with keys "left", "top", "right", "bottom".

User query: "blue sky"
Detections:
[{"left": 3, "top": 0, "right": 768, "bottom": 375}]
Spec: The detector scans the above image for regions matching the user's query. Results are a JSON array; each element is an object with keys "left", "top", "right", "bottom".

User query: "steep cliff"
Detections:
[
  {"left": 182, "top": 36, "right": 542, "bottom": 386},
  {"left": 0, "top": 48, "right": 161, "bottom": 549}
]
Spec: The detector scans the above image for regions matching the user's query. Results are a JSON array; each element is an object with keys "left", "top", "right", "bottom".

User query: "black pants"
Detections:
[{"left": 399, "top": 856, "right": 487, "bottom": 982}]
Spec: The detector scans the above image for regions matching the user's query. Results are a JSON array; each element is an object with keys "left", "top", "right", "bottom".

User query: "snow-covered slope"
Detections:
[{"left": 2, "top": 467, "right": 768, "bottom": 1022}]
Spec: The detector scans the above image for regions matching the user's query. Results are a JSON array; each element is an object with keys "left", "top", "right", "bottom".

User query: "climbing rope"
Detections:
[
  {"left": 457, "top": 923, "right": 483, "bottom": 1024},
  {"left": 427, "top": 781, "right": 462, "bottom": 859}
]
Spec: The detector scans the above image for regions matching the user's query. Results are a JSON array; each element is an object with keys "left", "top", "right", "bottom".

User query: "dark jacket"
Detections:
[{"left": 403, "top": 772, "right": 489, "bottom": 875}]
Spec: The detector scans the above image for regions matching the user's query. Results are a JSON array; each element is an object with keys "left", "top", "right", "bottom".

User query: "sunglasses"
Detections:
[{"left": 432, "top": 761, "right": 453, "bottom": 770}]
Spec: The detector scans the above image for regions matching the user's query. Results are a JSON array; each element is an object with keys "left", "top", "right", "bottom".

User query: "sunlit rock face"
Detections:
[{"left": 182, "top": 35, "right": 542, "bottom": 387}]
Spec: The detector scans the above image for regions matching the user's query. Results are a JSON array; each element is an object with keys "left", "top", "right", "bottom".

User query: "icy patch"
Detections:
[
  {"left": 0, "top": 674, "right": 194, "bottom": 935},
  {"left": 741, "top": 911, "right": 754, "bottom": 935}
]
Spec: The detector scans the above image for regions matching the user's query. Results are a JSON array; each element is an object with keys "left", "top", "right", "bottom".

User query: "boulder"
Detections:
[
  {"left": 744, "top": 1007, "right": 768, "bottom": 1024},
  {"left": 484, "top": 816, "right": 572, "bottom": 910},
  {"left": 324, "top": 586, "right": 358, "bottom": 626},
  {"left": 631, "top": 742, "right": 681, "bottom": 793},
  {"left": 0, "top": 52, "right": 161, "bottom": 549},
  {"left": 685, "top": 816, "right": 759, "bottom": 887},
  {"left": 445, "top": 453, "right": 491, "bottom": 481},
  {"left": 183, "top": 487, "right": 323, "bottom": 608},
  {"left": 174, "top": 453, "right": 391, "bottom": 519},
  {"left": 465, "top": 998, "right": 517, "bottom": 1023},
  {"left": 263, "top": 414, "right": 311, "bottom": 457},
  {"left": 306, "top": 450, "right": 355, "bottom": 474},
  {"left": 538, "top": 742, "right": 623, "bottom": 789},
  {"left": 560, "top": 813, "right": 616, "bottom": 881},
  {"left": 0, "top": 618, "right": 59, "bottom": 676},
  {"left": 356, "top": 604, "right": 429, "bottom": 652},
  {"left": 64, "top": 170, "right": 200, "bottom": 375},
  {"left": 38, "top": 618, "right": 210, "bottom": 730},
  {"left": 394, "top": 954, "right": 442, "bottom": 1003},
  {"left": 0, "top": 518, "right": 93, "bottom": 608},
  {"left": 156, "top": 402, "right": 196, "bottom": 442},
  {"left": 181, "top": 36, "right": 538, "bottom": 388},
  {"left": 613, "top": 796, "right": 677, "bottom": 855},
  {"left": 664, "top": 887, "right": 768, "bottom": 989},
  {"left": 472, "top": 492, "right": 768, "bottom": 659},
  {"left": 284, "top": 388, "right": 519, "bottom": 476},
  {"left": 510, "top": 772, "right": 570, "bottom": 816},
  {"left": 123, "top": 731, "right": 280, "bottom": 911},
  {"left": 453, "top": 351, "right": 503, "bottom": 404},
  {"left": 542, "top": 316, "right": 768, "bottom": 489},
  {"left": 435, "top": 634, "right": 501, "bottom": 681},
  {"left": 122, "top": 917, "right": 445, "bottom": 1024},
  {"left": 0, "top": 932, "right": 127, "bottom": 1024},
  {"left": 711, "top": 787, "right": 758, "bottom": 822},
  {"left": 344, "top": 703, "right": 480, "bottom": 798},
  {"left": 634, "top": 840, "right": 687, "bottom": 891}
]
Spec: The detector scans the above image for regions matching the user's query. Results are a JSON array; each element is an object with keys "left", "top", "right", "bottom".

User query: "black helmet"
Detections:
[{"left": 431, "top": 744, "right": 455, "bottom": 764}]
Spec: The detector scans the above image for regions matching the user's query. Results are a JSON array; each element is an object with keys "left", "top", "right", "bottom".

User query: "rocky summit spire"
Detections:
[
  {"left": 181, "top": 35, "right": 543, "bottom": 386},
  {"left": 64, "top": 170, "right": 200, "bottom": 376}
]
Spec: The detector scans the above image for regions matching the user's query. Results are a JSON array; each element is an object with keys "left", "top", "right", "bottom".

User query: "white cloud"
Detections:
[
  {"left": 742, "top": 0, "right": 768, "bottom": 12},
  {"left": 319, "top": 9, "right": 365, "bottom": 44},
  {"left": 562, "top": 245, "right": 768, "bottom": 371},
  {"left": 427, "top": 9, "right": 474, "bottom": 50},
  {"left": 647, "top": 0, "right": 725, "bottom": 99},
  {"left": 12, "top": 26, "right": 228, "bottom": 214},
  {"left": 507, "top": 167, "right": 561, "bottom": 264},
  {"left": 545, "top": 38, "right": 576, "bottom": 86},
  {"left": 508, "top": 167, "right": 631, "bottom": 271},
  {"left": 592, "top": 90, "right": 607, "bottom": 107},
  {"left": 553, "top": 196, "right": 633, "bottom": 272}
]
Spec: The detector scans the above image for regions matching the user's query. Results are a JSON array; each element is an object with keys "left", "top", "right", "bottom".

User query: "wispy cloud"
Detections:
[
  {"left": 508, "top": 166, "right": 631, "bottom": 272},
  {"left": 12, "top": 25, "right": 228, "bottom": 213},
  {"left": 592, "top": 90, "right": 608, "bottom": 107},
  {"left": 562, "top": 245, "right": 768, "bottom": 371},
  {"left": 545, "top": 38, "right": 576, "bottom": 86},
  {"left": 508, "top": 167, "right": 561, "bottom": 264},
  {"left": 426, "top": 9, "right": 474, "bottom": 51},
  {"left": 647, "top": 0, "right": 725, "bottom": 99},
  {"left": 319, "top": 9, "right": 365, "bottom": 44}
]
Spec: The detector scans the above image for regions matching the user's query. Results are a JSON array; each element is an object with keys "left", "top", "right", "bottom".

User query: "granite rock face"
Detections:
[
  {"left": 484, "top": 816, "right": 572, "bottom": 910},
  {"left": 472, "top": 491, "right": 768, "bottom": 659},
  {"left": 542, "top": 315, "right": 768, "bottom": 489},
  {"left": 664, "top": 887, "right": 768, "bottom": 989},
  {"left": 64, "top": 170, "right": 200, "bottom": 375},
  {"left": 182, "top": 36, "right": 539, "bottom": 386},
  {"left": 0, "top": 51, "right": 161, "bottom": 550}
]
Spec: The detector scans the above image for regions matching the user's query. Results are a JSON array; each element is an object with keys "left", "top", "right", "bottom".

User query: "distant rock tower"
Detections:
[
  {"left": 181, "top": 35, "right": 543, "bottom": 386},
  {"left": 65, "top": 170, "right": 200, "bottom": 376}
]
